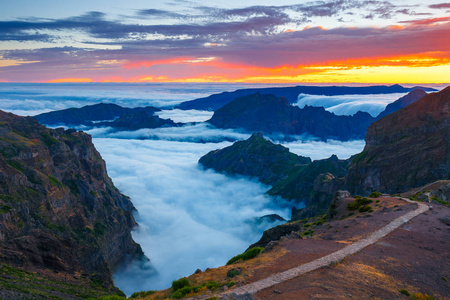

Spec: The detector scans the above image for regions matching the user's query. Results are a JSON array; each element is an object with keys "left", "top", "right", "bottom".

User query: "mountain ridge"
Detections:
[{"left": 177, "top": 84, "right": 436, "bottom": 111}]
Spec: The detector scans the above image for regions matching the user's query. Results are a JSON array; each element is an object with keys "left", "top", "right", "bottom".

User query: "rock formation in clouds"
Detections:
[{"left": 199, "top": 133, "right": 349, "bottom": 219}]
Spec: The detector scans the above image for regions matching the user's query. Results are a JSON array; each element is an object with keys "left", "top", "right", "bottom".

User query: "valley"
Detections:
[{"left": 0, "top": 83, "right": 449, "bottom": 299}]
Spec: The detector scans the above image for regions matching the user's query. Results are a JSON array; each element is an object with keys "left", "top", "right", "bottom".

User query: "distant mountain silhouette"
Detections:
[
  {"left": 376, "top": 88, "right": 427, "bottom": 119},
  {"left": 207, "top": 89, "right": 429, "bottom": 141},
  {"left": 177, "top": 84, "right": 436, "bottom": 111},
  {"left": 35, "top": 103, "right": 160, "bottom": 126},
  {"left": 207, "top": 93, "right": 373, "bottom": 141},
  {"left": 34, "top": 103, "right": 177, "bottom": 130}
]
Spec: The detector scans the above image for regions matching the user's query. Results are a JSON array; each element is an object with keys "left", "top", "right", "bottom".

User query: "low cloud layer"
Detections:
[
  {"left": 156, "top": 109, "right": 213, "bottom": 123},
  {"left": 0, "top": 85, "right": 366, "bottom": 295},
  {"left": 0, "top": 82, "right": 273, "bottom": 116},
  {"left": 87, "top": 123, "right": 250, "bottom": 143},
  {"left": 295, "top": 93, "right": 406, "bottom": 117},
  {"left": 281, "top": 139, "right": 365, "bottom": 161},
  {"left": 93, "top": 138, "right": 292, "bottom": 293}
]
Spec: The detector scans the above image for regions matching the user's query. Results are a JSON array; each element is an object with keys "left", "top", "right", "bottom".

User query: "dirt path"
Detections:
[{"left": 219, "top": 198, "right": 429, "bottom": 299}]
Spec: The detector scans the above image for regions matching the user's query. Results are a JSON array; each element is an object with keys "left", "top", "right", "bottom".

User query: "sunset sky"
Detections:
[{"left": 1, "top": 0, "right": 449, "bottom": 83}]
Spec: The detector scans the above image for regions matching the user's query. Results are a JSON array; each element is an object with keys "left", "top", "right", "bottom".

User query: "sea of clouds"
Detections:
[
  {"left": 295, "top": 93, "right": 407, "bottom": 117},
  {"left": 0, "top": 83, "right": 382, "bottom": 294}
]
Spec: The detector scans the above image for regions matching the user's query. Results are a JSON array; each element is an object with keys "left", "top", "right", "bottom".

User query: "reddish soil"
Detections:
[{"left": 254, "top": 201, "right": 450, "bottom": 300}]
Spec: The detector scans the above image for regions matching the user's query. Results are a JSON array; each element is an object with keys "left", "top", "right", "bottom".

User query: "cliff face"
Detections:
[
  {"left": 199, "top": 133, "right": 348, "bottom": 219},
  {"left": 0, "top": 110, "right": 145, "bottom": 288},
  {"left": 208, "top": 93, "right": 374, "bottom": 141},
  {"left": 347, "top": 86, "right": 450, "bottom": 194}
]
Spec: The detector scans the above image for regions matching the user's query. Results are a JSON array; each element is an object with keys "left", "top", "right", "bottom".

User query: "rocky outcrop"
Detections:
[
  {"left": 199, "top": 132, "right": 311, "bottom": 185},
  {"left": 270, "top": 155, "right": 350, "bottom": 220},
  {"left": 199, "top": 134, "right": 349, "bottom": 219},
  {"left": 177, "top": 84, "right": 436, "bottom": 111},
  {"left": 208, "top": 93, "right": 375, "bottom": 141},
  {"left": 347, "top": 86, "right": 450, "bottom": 195},
  {"left": 0, "top": 110, "right": 146, "bottom": 289}
]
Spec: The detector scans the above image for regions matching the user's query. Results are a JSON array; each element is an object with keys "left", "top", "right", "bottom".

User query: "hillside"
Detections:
[
  {"left": 177, "top": 84, "right": 436, "bottom": 111},
  {"left": 199, "top": 133, "right": 349, "bottom": 219},
  {"left": 0, "top": 110, "right": 147, "bottom": 299},
  {"left": 347, "top": 86, "right": 450, "bottom": 194},
  {"left": 132, "top": 191, "right": 450, "bottom": 300}
]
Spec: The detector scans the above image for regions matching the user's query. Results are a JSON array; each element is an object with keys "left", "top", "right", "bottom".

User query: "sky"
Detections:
[{"left": 1, "top": 0, "right": 450, "bottom": 83}]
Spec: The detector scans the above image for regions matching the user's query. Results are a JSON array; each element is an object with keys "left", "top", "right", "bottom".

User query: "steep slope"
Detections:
[
  {"left": 376, "top": 88, "right": 427, "bottom": 119},
  {"left": 0, "top": 110, "right": 146, "bottom": 297},
  {"left": 208, "top": 93, "right": 374, "bottom": 141},
  {"left": 347, "top": 86, "right": 450, "bottom": 194},
  {"left": 269, "top": 155, "right": 350, "bottom": 219},
  {"left": 34, "top": 103, "right": 160, "bottom": 126},
  {"left": 200, "top": 132, "right": 311, "bottom": 185},
  {"left": 199, "top": 133, "right": 348, "bottom": 219},
  {"left": 177, "top": 84, "right": 436, "bottom": 111}
]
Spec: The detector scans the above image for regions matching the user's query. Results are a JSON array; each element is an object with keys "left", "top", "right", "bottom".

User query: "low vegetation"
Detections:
[
  {"left": 369, "top": 191, "right": 382, "bottom": 198},
  {"left": 0, "top": 264, "right": 124, "bottom": 299},
  {"left": 226, "top": 247, "right": 264, "bottom": 265},
  {"left": 348, "top": 196, "right": 373, "bottom": 212}
]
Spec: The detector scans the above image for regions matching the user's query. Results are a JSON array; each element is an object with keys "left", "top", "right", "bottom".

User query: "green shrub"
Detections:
[
  {"left": 226, "top": 247, "right": 263, "bottom": 265},
  {"left": 348, "top": 197, "right": 373, "bottom": 211},
  {"left": 227, "top": 269, "right": 241, "bottom": 278},
  {"left": 399, "top": 289, "right": 410, "bottom": 296},
  {"left": 206, "top": 281, "right": 219, "bottom": 290},
  {"left": 172, "top": 278, "right": 190, "bottom": 291},
  {"left": 130, "top": 290, "right": 157, "bottom": 299},
  {"left": 369, "top": 191, "right": 382, "bottom": 198},
  {"left": 358, "top": 205, "right": 372, "bottom": 213},
  {"left": 226, "top": 281, "right": 236, "bottom": 287}
]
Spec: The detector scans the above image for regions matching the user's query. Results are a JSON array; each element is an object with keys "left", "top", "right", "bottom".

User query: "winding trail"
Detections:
[{"left": 218, "top": 198, "right": 429, "bottom": 299}]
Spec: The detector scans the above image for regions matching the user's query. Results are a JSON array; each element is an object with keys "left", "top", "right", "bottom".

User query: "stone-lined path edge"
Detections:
[{"left": 217, "top": 198, "right": 429, "bottom": 298}]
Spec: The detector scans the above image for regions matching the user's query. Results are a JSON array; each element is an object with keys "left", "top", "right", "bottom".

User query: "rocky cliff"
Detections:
[
  {"left": 208, "top": 93, "right": 374, "bottom": 141},
  {"left": 0, "top": 110, "right": 145, "bottom": 296},
  {"left": 347, "top": 86, "right": 450, "bottom": 194},
  {"left": 199, "top": 133, "right": 348, "bottom": 219}
]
